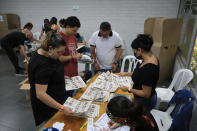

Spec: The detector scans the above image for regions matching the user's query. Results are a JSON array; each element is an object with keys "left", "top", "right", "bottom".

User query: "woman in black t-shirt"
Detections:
[
  {"left": 106, "top": 96, "right": 159, "bottom": 131},
  {"left": 28, "top": 31, "right": 73, "bottom": 126},
  {"left": 118, "top": 34, "right": 159, "bottom": 110}
]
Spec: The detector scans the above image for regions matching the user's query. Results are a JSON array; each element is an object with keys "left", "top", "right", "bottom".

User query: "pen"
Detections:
[{"left": 80, "top": 121, "right": 88, "bottom": 130}]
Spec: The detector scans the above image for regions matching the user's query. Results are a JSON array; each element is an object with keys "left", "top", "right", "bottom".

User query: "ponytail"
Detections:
[{"left": 41, "top": 31, "right": 66, "bottom": 51}]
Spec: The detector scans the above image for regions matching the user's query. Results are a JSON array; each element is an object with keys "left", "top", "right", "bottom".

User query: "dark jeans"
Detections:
[
  {"left": 1, "top": 42, "right": 21, "bottom": 73},
  {"left": 135, "top": 94, "right": 157, "bottom": 110}
]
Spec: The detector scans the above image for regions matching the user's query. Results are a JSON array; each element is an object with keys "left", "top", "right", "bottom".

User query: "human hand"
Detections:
[
  {"left": 120, "top": 86, "right": 129, "bottom": 92},
  {"left": 95, "top": 62, "right": 100, "bottom": 70},
  {"left": 116, "top": 72, "right": 128, "bottom": 76},
  {"left": 72, "top": 53, "right": 82, "bottom": 60},
  {"left": 108, "top": 120, "right": 120, "bottom": 129},
  {"left": 64, "top": 76, "right": 70, "bottom": 79},
  {"left": 63, "top": 107, "right": 74, "bottom": 115},
  {"left": 112, "top": 64, "right": 117, "bottom": 72}
]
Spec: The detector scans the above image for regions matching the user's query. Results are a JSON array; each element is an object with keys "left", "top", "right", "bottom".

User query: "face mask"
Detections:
[{"left": 134, "top": 52, "right": 143, "bottom": 60}]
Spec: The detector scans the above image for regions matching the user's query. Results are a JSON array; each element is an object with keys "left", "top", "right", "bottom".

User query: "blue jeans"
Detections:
[{"left": 135, "top": 94, "right": 157, "bottom": 110}]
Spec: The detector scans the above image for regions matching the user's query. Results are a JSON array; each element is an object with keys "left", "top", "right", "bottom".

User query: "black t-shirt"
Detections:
[
  {"left": 132, "top": 63, "right": 159, "bottom": 97},
  {"left": 1, "top": 32, "right": 27, "bottom": 48},
  {"left": 28, "top": 51, "right": 66, "bottom": 126}
]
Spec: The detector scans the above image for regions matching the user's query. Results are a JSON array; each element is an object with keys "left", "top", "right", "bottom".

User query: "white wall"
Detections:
[{"left": 0, "top": 0, "right": 180, "bottom": 55}]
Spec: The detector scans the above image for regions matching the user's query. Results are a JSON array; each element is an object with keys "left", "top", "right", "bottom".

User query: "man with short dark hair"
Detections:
[{"left": 89, "top": 22, "right": 122, "bottom": 72}]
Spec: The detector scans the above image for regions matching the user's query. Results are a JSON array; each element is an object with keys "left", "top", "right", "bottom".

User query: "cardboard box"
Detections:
[
  {"left": 19, "top": 78, "right": 30, "bottom": 100},
  {"left": 0, "top": 14, "right": 20, "bottom": 30},
  {"left": 144, "top": 18, "right": 183, "bottom": 83}
]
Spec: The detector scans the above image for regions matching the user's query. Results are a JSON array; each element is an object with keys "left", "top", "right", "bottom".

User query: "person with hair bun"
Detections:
[
  {"left": 28, "top": 31, "right": 74, "bottom": 126},
  {"left": 118, "top": 34, "right": 159, "bottom": 110},
  {"left": 59, "top": 16, "right": 82, "bottom": 77},
  {"left": 106, "top": 96, "right": 159, "bottom": 131},
  {"left": 59, "top": 18, "right": 66, "bottom": 31}
]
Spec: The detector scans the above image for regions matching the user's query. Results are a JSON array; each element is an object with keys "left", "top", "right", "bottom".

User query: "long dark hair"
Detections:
[{"left": 107, "top": 96, "right": 158, "bottom": 131}]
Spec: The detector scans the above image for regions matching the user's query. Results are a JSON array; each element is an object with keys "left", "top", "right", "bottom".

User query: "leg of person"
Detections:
[{"left": 2, "top": 45, "right": 24, "bottom": 75}]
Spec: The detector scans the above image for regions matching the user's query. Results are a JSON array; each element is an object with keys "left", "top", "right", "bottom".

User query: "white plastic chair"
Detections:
[
  {"left": 120, "top": 55, "right": 141, "bottom": 72},
  {"left": 151, "top": 104, "right": 175, "bottom": 131},
  {"left": 151, "top": 89, "right": 194, "bottom": 131},
  {"left": 155, "top": 69, "right": 194, "bottom": 109}
]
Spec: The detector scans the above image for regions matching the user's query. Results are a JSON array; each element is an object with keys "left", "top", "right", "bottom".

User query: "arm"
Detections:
[
  {"left": 36, "top": 84, "right": 73, "bottom": 115},
  {"left": 90, "top": 45, "right": 97, "bottom": 62},
  {"left": 112, "top": 46, "right": 122, "bottom": 72},
  {"left": 116, "top": 72, "right": 133, "bottom": 77},
  {"left": 18, "top": 45, "right": 28, "bottom": 61},
  {"left": 90, "top": 45, "right": 100, "bottom": 70},
  {"left": 129, "top": 85, "right": 152, "bottom": 98},
  {"left": 59, "top": 53, "right": 81, "bottom": 63},
  {"left": 59, "top": 55, "right": 73, "bottom": 62},
  {"left": 114, "top": 47, "right": 122, "bottom": 63}
]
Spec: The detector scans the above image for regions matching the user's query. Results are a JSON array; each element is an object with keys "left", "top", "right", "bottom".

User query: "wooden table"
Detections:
[{"left": 39, "top": 74, "right": 133, "bottom": 131}]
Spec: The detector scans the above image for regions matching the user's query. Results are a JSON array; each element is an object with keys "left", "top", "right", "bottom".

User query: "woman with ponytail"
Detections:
[
  {"left": 117, "top": 34, "right": 159, "bottom": 110},
  {"left": 106, "top": 96, "right": 159, "bottom": 131},
  {"left": 28, "top": 31, "right": 73, "bottom": 126},
  {"left": 59, "top": 16, "right": 82, "bottom": 77}
]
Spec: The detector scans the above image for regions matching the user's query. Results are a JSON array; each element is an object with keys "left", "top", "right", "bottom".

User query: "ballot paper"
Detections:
[
  {"left": 80, "top": 86, "right": 110, "bottom": 102},
  {"left": 64, "top": 97, "right": 100, "bottom": 118},
  {"left": 94, "top": 113, "right": 130, "bottom": 131},
  {"left": 65, "top": 76, "right": 87, "bottom": 91},
  {"left": 52, "top": 122, "right": 65, "bottom": 131},
  {"left": 80, "top": 54, "right": 93, "bottom": 63},
  {"left": 90, "top": 72, "right": 133, "bottom": 92}
]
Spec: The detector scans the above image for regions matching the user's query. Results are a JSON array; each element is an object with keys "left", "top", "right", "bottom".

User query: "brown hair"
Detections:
[{"left": 41, "top": 31, "right": 66, "bottom": 51}]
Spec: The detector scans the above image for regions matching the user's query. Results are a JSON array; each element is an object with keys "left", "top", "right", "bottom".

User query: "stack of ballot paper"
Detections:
[
  {"left": 64, "top": 97, "right": 100, "bottom": 118},
  {"left": 90, "top": 71, "right": 133, "bottom": 92},
  {"left": 80, "top": 86, "right": 110, "bottom": 102},
  {"left": 65, "top": 76, "right": 87, "bottom": 91},
  {"left": 80, "top": 54, "right": 93, "bottom": 63}
]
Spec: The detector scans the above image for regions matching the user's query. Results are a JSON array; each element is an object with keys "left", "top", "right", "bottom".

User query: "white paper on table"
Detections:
[
  {"left": 94, "top": 113, "right": 130, "bottom": 131},
  {"left": 87, "top": 118, "right": 94, "bottom": 131},
  {"left": 65, "top": 76, "right": 86, "bottom": 91},
  {"left": 52, "top": 122, "right": 65, "bottom": 131}
]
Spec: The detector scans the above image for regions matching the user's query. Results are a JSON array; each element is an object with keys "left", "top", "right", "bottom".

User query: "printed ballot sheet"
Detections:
[
  {"left": 90, "top": 72, "right": 133, "bottom": 92},
  {"left": 80, "top": 86, "right": 110, "bottom": 102},
  {"left": 94, "top": 113, "right": 130, "bottom": 131},
  {"left": 65, "top": 76, "right": 87, "bottom": 91},
  {"left": 64, "top": 97, "right": 100, "bottom": 118}
]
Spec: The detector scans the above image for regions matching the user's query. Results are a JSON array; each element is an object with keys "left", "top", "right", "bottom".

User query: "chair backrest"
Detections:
[
  {"left": 168, "top": 89, "right": 195, "bottom": 131},
  {"left": 120, "top": 55, "right": 141, "bottom": 72},
  {"left": 168, "top": 69, "right": 194, "bottom": 91}
]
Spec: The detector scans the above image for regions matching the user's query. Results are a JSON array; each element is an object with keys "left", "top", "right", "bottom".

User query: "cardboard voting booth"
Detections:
[{"left": 144, "top": 18, "right": 183, "bottom": 83}]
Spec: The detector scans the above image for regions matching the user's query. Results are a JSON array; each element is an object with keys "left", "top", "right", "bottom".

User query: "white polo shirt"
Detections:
[{"left": 89, "top": 30, "right": 122, "bottom": 69}]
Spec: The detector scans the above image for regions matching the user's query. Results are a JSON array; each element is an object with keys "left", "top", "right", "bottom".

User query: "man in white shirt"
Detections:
[{"left": 89, "top": 22, "right": 122, "bottom": 72}]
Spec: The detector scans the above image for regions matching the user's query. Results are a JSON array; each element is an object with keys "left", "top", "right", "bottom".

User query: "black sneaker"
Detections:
[{"left": 15, "top": 70, "right": 27, "bottom": 77}]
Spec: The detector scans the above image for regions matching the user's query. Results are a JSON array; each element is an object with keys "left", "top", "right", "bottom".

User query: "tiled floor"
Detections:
[{"left": 0, "top": 51, "right": 197, "bottom": 131}]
